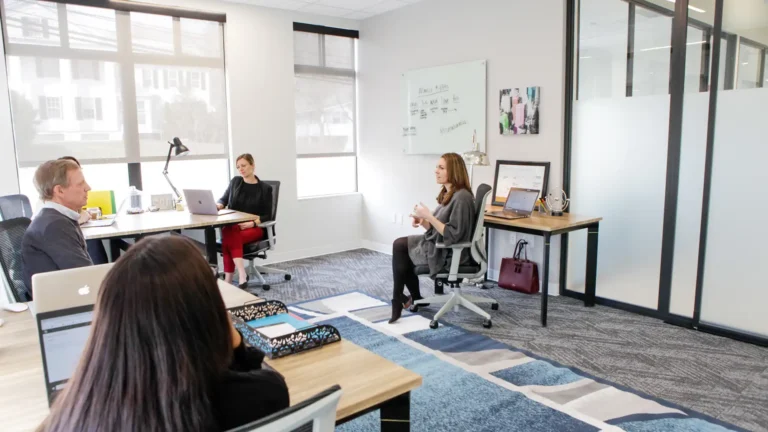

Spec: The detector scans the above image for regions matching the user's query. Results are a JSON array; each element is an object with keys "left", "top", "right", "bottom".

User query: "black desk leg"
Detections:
[
  {"left": 109, "top": 239, "right": 121, "bottom": 263},
  {"left": 204, "top": 227, "right": 218, "bottom": 268},
  {"left": 484, "top": 226, "right": 490, "bottom": 282},
  {"left": 381, "top": 392, "right": 411, "bottom": 432},
  {"left": 585, "top": 223, "right": 599, "bottom": 307},
  {"left": 541, "top": 232, "right": 551, "bottom": 327}
]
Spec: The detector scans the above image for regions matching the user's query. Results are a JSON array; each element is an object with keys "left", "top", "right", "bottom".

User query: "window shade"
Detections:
[{"left": 3, "top": 0, "right": 228, "bottom": 167}]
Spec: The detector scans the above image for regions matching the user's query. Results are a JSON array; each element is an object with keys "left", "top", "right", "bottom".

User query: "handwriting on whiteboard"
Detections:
[
  {"left": 402, "top": 126, "right": 417, "bottom": 137},
  {"left": 440, "top": 120, "right": 467, "bottom": 134},
  {"left": 418, "top": 84, "right": 450, "bottom": 97}
]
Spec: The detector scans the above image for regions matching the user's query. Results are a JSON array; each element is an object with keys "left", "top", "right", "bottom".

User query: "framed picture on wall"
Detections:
[{"left": 492, "top": 160, "right": 550, "bottom": 206}]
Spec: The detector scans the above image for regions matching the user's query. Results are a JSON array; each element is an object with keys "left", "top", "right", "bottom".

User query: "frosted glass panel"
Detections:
[
  {"left": 669, "top": 94, "right": 709, "bottom": 317},
  {"left": 700, "top": 90, "right": 768, "bottom": 336},
  {"left": 568, "top": 97, "right": 668, "bottom": 308},
  {"left": 699, "top": 0, "right": 768, "bottom": 337}
]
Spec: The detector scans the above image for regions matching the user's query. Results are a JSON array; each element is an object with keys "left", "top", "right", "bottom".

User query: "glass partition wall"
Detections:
[{"left": 565, "top": 0, "right": 768, "bottom": 344}]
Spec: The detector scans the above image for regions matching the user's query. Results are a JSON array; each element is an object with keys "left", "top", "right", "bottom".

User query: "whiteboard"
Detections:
[{"left": 401, "top": 60, "right": 486, "bottom": 155}]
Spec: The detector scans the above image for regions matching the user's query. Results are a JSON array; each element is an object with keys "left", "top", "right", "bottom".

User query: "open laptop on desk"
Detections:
[
  {"left": 81, "top": 198, "right": 127, "bottom": 228},
  {"left": 32, "top": 264, "right": 113, "bottom": 405},
  {"left": 486, "top": 187, "right": 540, "bottom": 220},
  {"left": 183, "top": 189, "right": 236, "bottom": 216}
]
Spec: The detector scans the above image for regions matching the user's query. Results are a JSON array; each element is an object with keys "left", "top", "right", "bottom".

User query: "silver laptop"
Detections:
[
  {"left": 32, "top": 264, "right": 113, "bottom": 405},
  {"left": 486, "top": 187, "right": 540, "bottom": 220},
  {"left": 81, "top": 197, "right": 127, "bottom": 228},
  {"left": 183, "top": 189, "right": 236, "bottom": 216}
]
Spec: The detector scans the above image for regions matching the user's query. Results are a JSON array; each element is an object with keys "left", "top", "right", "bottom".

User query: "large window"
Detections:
[
  {"left": 3, "top": 0, "right": 228, "bottom": 196},
  {"left": 293, "top": 25, "right": 358, "bottom": 198}
]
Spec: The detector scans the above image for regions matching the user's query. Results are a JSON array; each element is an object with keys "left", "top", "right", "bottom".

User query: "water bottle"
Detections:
[{"left": 129, "top": 186, "right": 143, "bottom": 210}]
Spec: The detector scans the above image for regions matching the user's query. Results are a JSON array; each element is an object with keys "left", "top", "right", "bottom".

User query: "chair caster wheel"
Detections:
[
  {"left": 491, "top": 303, "right": 499, "bottom": 311},
  {"left": 285, "top": 274, "right": 292, "bottom": 281},
  {"left": 262, "top": 285, "right": 271, "bottom": 291},
  {"left": 429, "top": 320, "right": 439, "bottom": 329},
  {"left": 483, "top": 319, "right": 492, "bottom": 329}
]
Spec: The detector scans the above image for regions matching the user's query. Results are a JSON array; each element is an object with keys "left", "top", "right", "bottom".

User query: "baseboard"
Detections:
[
  {"left": 361, "top": 240, "right": 392, "bottom": 255},
  {"left": 487, "top": 269, "right": 560, "bottom": 296},
  {"left": 695, "top": 323, "right": 768, "bottom": 347},
  {"left": 562, "top": 290, "right": 668, "bottom": 320},
  {"left": 260, "top": 240, "right": 363, "bottom": 265}
]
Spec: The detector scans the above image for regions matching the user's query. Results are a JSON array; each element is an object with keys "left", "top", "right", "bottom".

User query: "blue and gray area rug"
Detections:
[{"left": 288, "top": 291, "right": 745, "bottom": 432}]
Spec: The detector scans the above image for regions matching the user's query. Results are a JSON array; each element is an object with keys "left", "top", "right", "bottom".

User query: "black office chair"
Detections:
[
  {"left": 218, "top": 180, "right": 292, "bottom": 291},
  {"left": 0, "top": 194, "right": 34, "bottom": 221},
  {"left": 411, "top": 183, "right": 498, "bottom": 329},
  {"left": 0, "top": 217, "right": 32, "bottom": 302}
]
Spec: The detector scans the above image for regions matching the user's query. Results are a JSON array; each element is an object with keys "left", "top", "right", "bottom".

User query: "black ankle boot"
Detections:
[{"left": 388, "top": 299, "right": 403, "bottom": 324}]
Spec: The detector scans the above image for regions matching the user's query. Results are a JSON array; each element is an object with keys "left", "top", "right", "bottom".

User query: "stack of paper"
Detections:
[{"left": 246, "top": 313, "right": 312, "bottom": 339}]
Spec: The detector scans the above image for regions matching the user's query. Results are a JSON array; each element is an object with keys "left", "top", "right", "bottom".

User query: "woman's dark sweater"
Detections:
[
  {"left": 218, "top": 176, "right": 273, "bottom": 222},
  {"left": 212, "top": 339, "right": 290, "bottom": 430}
]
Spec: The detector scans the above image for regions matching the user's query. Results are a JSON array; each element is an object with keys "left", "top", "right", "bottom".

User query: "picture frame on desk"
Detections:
[{"left": 492, "top": 160, "right": 550, "bottom": 206}]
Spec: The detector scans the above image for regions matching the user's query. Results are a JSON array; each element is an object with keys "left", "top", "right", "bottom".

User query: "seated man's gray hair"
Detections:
[{"left": 33, "top": 159, "right": 79, "bottom": 201}]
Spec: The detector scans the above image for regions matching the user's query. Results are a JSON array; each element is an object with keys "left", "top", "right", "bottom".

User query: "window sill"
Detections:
[{"left": 298, "top": 192, "right": 361, "bottom": 201}]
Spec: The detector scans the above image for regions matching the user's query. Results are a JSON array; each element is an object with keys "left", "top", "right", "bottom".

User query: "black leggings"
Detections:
[{"left": 392, "top": 237, "right": 422, "bottom": 303}]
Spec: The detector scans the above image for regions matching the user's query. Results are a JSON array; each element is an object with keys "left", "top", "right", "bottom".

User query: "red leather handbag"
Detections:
[{"left": 498, "top": 240, "right": 540, "bottom": 294}]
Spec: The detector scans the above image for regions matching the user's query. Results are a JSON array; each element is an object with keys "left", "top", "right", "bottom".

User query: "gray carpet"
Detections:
[{"left": 246, "top": 249, "right": 768, "bottom": 432}]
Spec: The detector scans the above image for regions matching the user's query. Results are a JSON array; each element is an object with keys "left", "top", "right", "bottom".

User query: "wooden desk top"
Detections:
[
  {"left": 82, "top": 210, "right": 257, "bottom": 240},
  {"left": 0, "top": 282, "right": 421, "bottom": 430},
  {"left": 267, "top": 339, "right": 422, "bottom": 422},
  {"left": 484, "top": 205, "right": 602, "bottom": 233}
]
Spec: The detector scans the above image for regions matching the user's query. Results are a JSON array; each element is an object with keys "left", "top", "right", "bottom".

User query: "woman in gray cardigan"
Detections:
[{"left": 389, "top": 153, "right": 475, "bottom": 323}]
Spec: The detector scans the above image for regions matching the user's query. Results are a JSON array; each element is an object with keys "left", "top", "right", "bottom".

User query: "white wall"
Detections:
[
  {"left": 357, "top": 0, "right": 566, "bottom": 292},
  {"left": 1, "top": 0, "right": 364, "bottom": 266}
]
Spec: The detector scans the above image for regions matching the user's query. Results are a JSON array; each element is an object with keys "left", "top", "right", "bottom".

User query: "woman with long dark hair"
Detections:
[
  {"left": 389, "top": 152, "right": 475, "bottom": 323},
  {"left": 38, "top": 236, "right": 289, "bottom": 432}
]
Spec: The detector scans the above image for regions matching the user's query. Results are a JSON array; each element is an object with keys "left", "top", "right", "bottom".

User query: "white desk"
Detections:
[{"left": 82, "top": 210, "right": 257, "bottom": 266}]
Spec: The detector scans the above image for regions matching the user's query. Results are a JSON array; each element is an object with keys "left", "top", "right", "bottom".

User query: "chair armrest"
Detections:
[
  {"left": 435, "top": 242, "right": 471, "bottom": 249},
  {"left": 436, "top": 242, "right": 472, "bottom": 282},
  {"left": 258, "top": 220, "right": 277, "bottom": 248}
]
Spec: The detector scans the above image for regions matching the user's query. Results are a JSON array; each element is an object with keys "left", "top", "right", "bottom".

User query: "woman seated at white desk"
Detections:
[
  {"left": 216, "top": 153, "right": 273, "bottom": 288},
  {"left": 389, "top": 152, "right": 475, "bottom": 323},
  {"left": 39, "top": 236, "right": 289, "bottom": 432}
]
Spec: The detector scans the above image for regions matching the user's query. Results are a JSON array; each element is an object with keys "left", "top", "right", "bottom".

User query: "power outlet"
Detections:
[
  {"left": 399, "top": 214, "right": 405, "bottom": 225},
  {"left": 392, "top": 213, "right": 398, "bottom": 224}
]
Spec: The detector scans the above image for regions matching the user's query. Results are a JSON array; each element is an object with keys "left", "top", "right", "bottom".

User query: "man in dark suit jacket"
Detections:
[{"left": 22, "top": 159, "right": 93, "bottom": 293}]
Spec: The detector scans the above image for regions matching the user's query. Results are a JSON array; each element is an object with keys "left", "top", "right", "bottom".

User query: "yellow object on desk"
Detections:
[{"left": 84, "top": 190, "right": 116, "bottom": 215}]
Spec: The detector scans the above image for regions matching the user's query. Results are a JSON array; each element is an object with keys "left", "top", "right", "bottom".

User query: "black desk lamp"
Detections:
[{"left": 163, "top": 137, "right": 189, "bottom": 202}]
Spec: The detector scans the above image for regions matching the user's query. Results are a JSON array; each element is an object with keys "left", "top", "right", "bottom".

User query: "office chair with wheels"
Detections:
[
  {"left": 226, "top": 385, "right": 342, "bottom": 432},
  {"left": 412, "top": 183, "right": 498, "bottom": 329},
  {"left": 218, "top": 180, "right": 292, "bottom": 291},
  {"left": 0, "top": 194, "right": 34, "bottom": 221},
  {"left": 0, "top": 218, "right": 33, "bottom": 302}
]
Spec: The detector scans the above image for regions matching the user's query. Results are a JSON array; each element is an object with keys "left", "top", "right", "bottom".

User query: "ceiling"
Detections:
[{"left": 223, "top": 0, "right": 425, "bottom": 20}]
